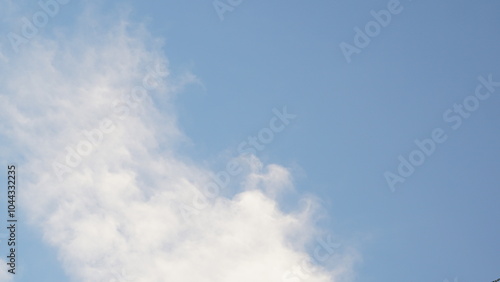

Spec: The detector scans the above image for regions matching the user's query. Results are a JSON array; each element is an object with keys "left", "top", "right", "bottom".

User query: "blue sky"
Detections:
[{"left": 0, "top": 0, "right": 499, "bottom": 281}]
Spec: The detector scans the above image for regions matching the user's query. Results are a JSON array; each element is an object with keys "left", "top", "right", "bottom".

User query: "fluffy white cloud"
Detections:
[{"left": 0, "top": 5, "right": 358, "bottom": 282}]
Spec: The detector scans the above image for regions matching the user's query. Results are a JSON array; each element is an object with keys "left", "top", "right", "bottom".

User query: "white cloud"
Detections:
[
  {"left": 0, "top": 259, "right": 13, "bottom": 281},
  {"left": 0, "top": 4, "right": 358, "bottom": 282}
]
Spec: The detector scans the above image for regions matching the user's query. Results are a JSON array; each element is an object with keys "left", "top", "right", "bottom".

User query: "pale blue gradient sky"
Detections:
[{"left": 1, "top": 0, "right": 499, "bottom": 281}]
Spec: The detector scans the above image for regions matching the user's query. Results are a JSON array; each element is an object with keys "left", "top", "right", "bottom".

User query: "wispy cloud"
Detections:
[{"left": 0, "top": 4, "right": 358, "bottom": 281}]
